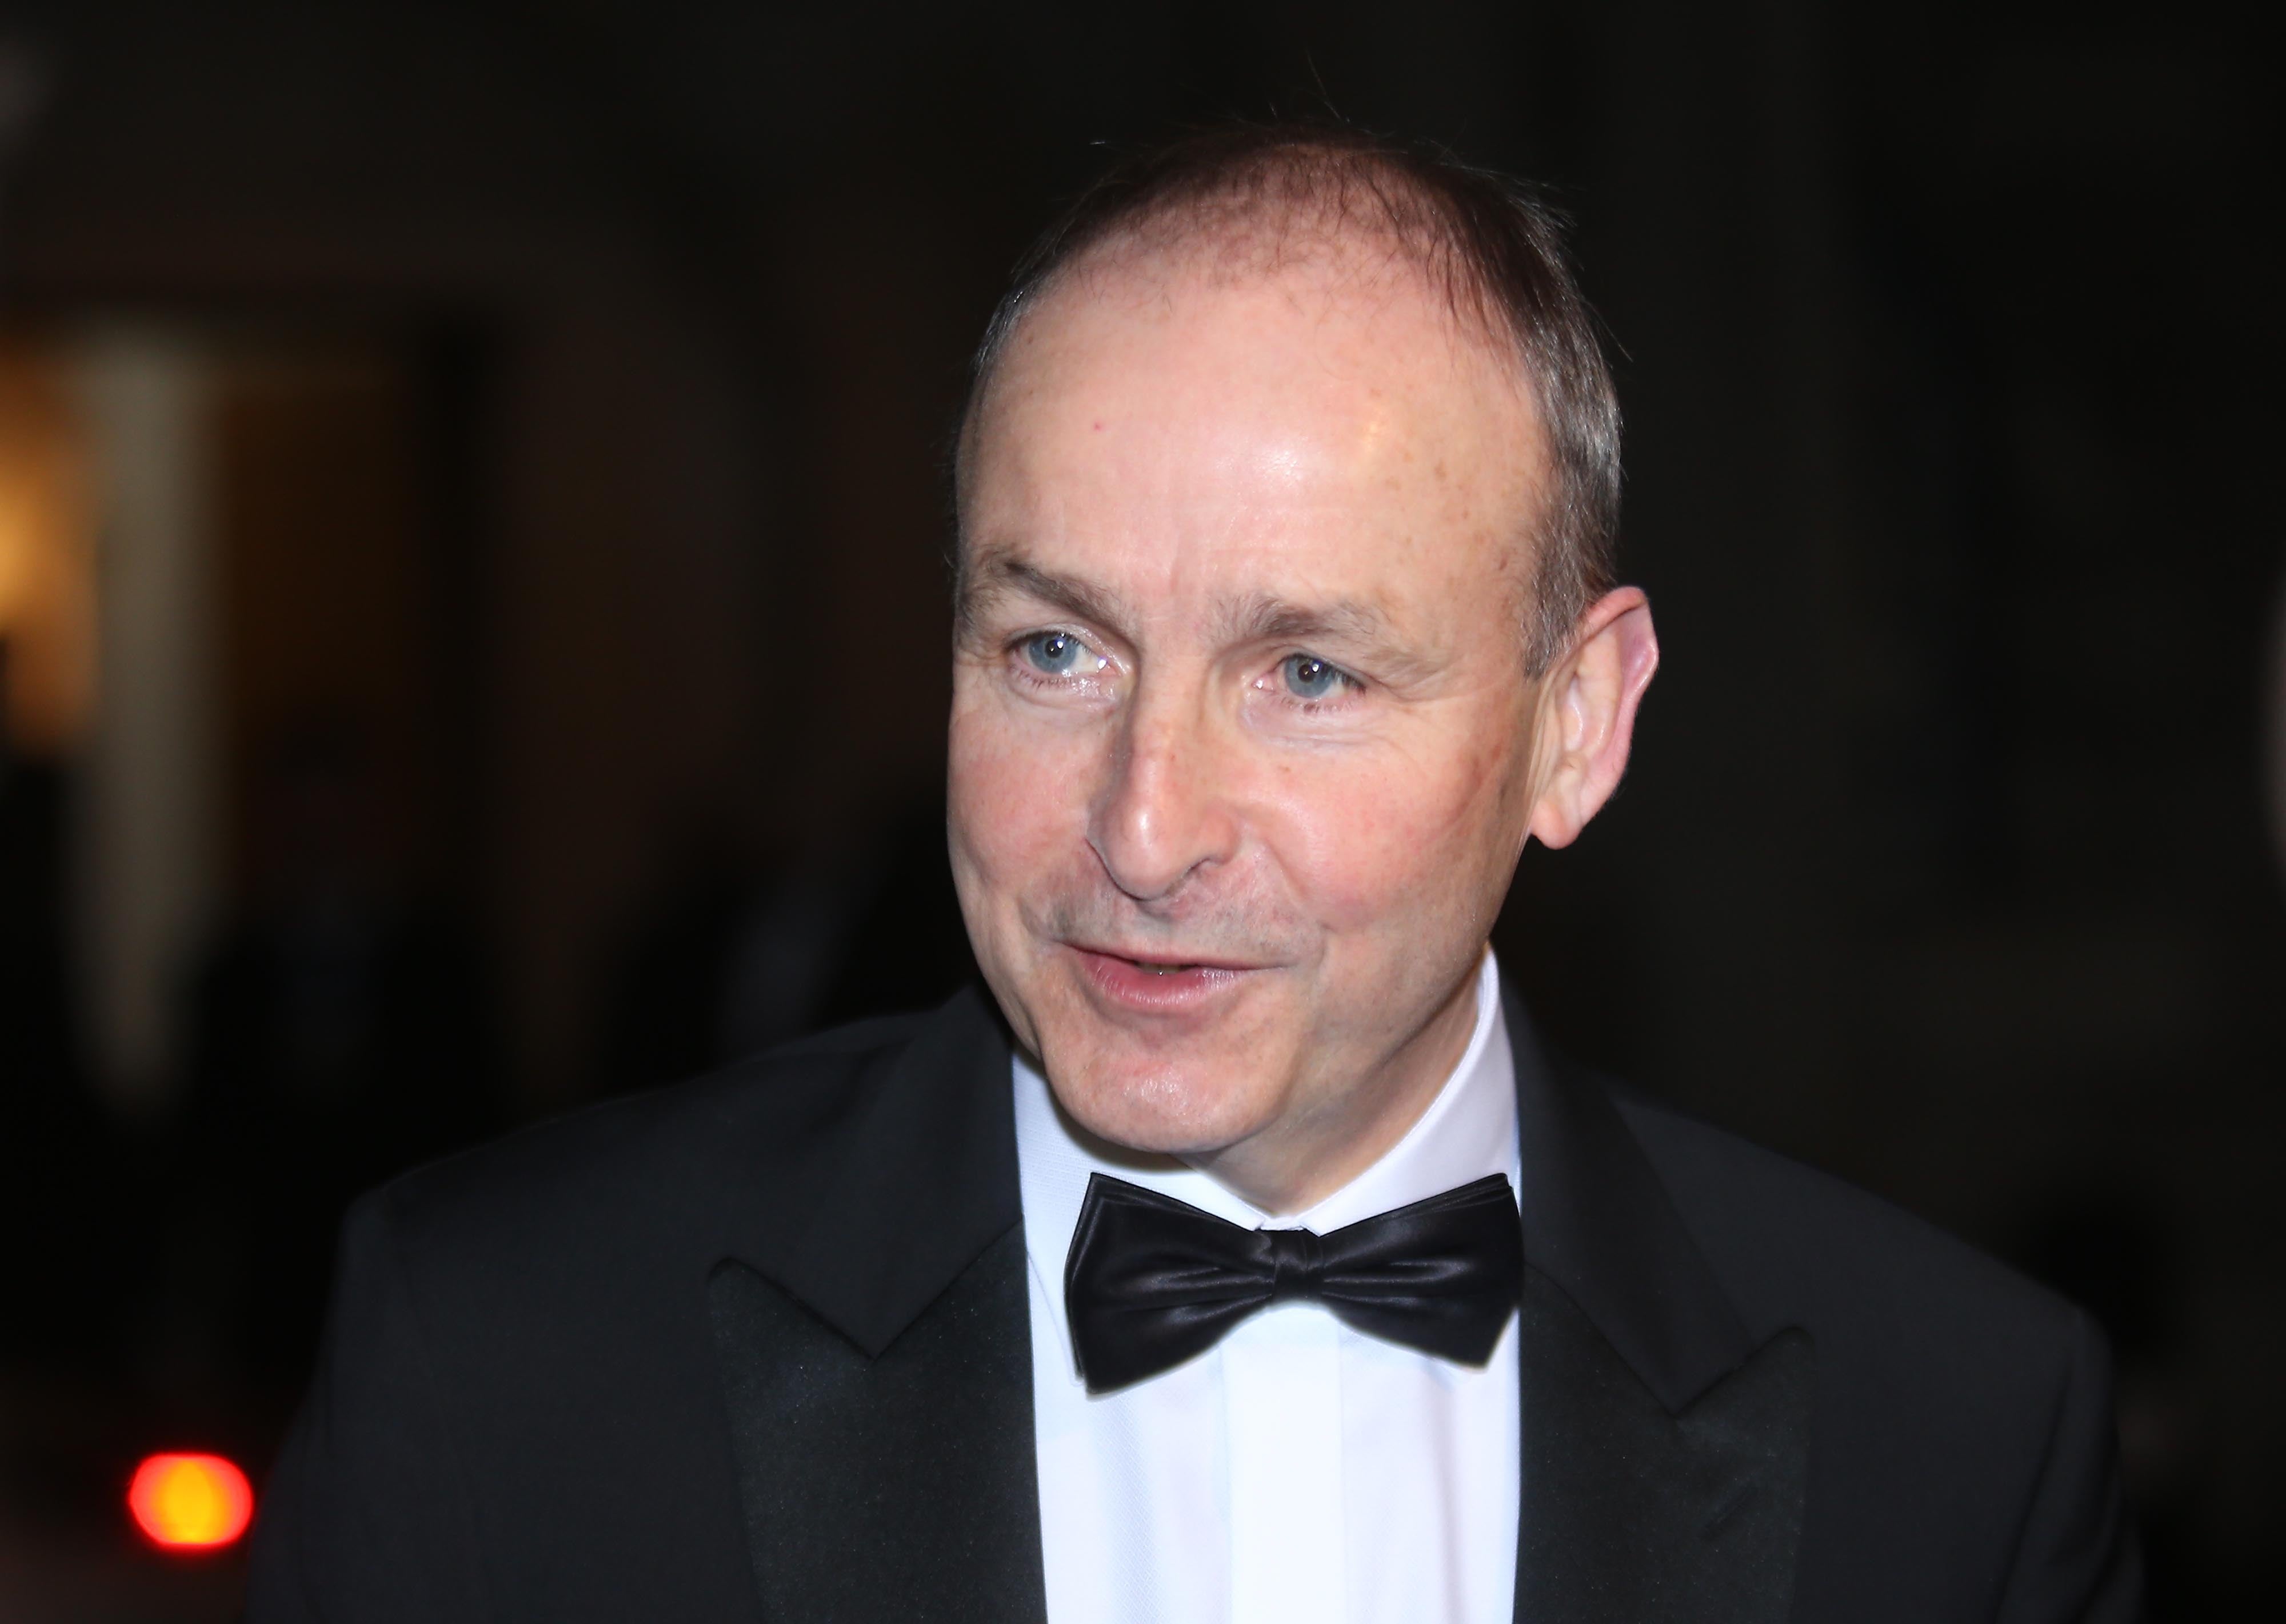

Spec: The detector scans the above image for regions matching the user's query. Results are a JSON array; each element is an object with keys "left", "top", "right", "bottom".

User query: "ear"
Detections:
[{"left": 1525, "top": 587, "right": 1659, "bottom": 850}]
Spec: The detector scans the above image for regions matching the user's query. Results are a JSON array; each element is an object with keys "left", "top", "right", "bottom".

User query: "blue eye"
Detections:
[
  {"left": 1282, "top": 654, "right": 1346, "bottom": 700},
  {"left": 1024, "top": 630, "right": 1084, "bottom": 675}
]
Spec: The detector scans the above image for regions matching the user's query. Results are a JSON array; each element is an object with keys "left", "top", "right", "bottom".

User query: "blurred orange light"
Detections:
[{"left": 127, "top": 1453, "right": 254, "bottom": 1550}]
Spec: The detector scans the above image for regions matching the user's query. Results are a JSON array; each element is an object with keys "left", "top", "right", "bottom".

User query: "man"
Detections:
[{"left": 249, "top": 126, "right": 2140, "bottom": 1622}]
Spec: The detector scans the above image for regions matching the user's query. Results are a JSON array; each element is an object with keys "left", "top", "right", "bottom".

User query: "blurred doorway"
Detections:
[{"left": 0, "top": 319, "right": 500, "bottom": 1619}]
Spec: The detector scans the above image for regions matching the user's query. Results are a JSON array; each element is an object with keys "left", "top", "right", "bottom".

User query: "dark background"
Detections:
[{"left": 0, "top": 1, "right": 2278, "bottom": 1617}]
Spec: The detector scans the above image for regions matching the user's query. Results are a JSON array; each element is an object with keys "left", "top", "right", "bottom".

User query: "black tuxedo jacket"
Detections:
[{"left": 249, "top": 985, "right": 2140, "bottom": 1621}]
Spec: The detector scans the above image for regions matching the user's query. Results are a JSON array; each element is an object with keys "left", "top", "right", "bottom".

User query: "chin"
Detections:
[{"left": 1035, "top": 1028, "right": 1282, "bottom": 1158}]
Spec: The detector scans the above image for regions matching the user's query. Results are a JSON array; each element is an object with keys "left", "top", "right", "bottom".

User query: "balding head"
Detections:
[{"left": 957, "top": 123, "right": 1621, "bottom": 673}]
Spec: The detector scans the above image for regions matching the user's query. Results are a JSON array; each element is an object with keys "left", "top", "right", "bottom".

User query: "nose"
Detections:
[{"left": 1088, "top": 687, "right": 1242, "bottom": 905}]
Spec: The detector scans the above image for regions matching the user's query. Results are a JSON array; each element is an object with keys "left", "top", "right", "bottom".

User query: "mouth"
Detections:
[{"left": 1065, "top": 943, "right": 1265, "bottom": 1013}]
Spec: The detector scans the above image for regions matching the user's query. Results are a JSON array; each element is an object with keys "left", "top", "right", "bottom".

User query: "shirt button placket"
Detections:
[{"left": 1221, "top": 1303, "right": 1346, "bottom": 1624}]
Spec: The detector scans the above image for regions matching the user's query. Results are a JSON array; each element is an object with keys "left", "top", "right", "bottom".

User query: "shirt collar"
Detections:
[{"left": 1014, "top": 950, "right": 1520, "bottom": 1369}]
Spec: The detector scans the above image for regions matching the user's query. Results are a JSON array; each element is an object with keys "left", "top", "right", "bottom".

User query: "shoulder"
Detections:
[
  {"left": 325, "top": 984, "right": 1017, "bottom": 1386},
  {"left": 1609, "top": 1085, "right": 2102, "bottom": 1481},
  {"left": 1596, "top": 1089, "right": 2139, "bottom": 1612},
  {"left": 360, "top": 1008, "right": 933, "bottom": 1289},
  {"left": 253, "top": 1003, "right": 964, "bottom": 1615},
  {"left": 1612, "top": 1086, "right": 2077, "bottom": 1349}
]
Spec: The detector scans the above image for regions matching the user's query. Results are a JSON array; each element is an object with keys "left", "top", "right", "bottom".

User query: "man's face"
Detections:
[{"left": 949, "top": 247, "right": 1552, "bottom": 1207}]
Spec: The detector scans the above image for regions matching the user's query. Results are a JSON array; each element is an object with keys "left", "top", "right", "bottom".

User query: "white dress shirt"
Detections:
[{"left": 1014, "top": 951, "right": 1521, "bottom": 1624}]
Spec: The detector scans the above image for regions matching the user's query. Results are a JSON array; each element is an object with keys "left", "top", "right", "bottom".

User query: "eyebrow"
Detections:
[
  {"left": 957, "top": 554, "right": 1133, "bottom": 641},
  {"left": 1218, "top": 592, "right": 1395, "bottom": 651}
]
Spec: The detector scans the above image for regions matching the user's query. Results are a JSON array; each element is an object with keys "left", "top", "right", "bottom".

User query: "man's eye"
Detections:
[
  {"left": 1281, "top": 654, "right": 1349, "bottom": 700},
  {"left": 1022, "top": 630, "right": 1088, "bottom": 676}
]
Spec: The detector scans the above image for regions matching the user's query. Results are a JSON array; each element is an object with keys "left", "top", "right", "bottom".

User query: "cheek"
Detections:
[
  {"left": 947, "top": 691, "right": 1099, "bottom": 906},
  {"left": 1257, "top": 733, "right": 1522, "bottom": 934}
]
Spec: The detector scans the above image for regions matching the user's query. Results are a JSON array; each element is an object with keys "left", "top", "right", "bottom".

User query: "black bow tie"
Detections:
[{"left": 1063, "top": 1170, "right": 1525, "bottom": 1394}]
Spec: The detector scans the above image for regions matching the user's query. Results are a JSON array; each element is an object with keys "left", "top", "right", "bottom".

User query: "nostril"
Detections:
[{"left": 1088, "top": 819, "right": 1222, "bottom": 907}]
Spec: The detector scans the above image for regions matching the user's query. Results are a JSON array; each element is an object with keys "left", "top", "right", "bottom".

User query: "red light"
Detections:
[{"left": 127, "top": 1453, "right": 254, "bottom": 1550}]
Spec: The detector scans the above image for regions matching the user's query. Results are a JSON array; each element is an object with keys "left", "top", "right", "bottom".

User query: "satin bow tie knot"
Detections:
[
  {"left": 1064, "top": 1170, "right": 1525, "bottom": 1394},
  {"left": 1264, "top": 1226, "right": 1325, "bottom": 1303}
]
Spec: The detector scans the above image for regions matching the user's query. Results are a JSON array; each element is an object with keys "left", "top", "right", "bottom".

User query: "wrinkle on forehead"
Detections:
[
  {"left": 960, "top": 205, "right": 1541, "bottom": 492},
  {"left": 959, "top": 245, "right": 1548, "bottom": 659}
]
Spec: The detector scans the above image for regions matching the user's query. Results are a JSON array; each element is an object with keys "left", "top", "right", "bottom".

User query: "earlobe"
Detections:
[{"left": 1525, "top": 589, "right": 1658, "bottom": 850}]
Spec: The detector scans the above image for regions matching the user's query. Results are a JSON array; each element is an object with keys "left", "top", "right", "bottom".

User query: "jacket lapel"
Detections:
[
  {"left": 1518, "top": 1272, "right": 1812, "bottom": 1622},
  {"left": 700, "top": 980, "right": 1811, "bottom": 1623},
  {"left": 1507, "top": 990, "right": 1813, "bottom": 1623},
  {"left": 710, "top": 1230, "right": 1044, "bottom": 1623},
  {"left": 706, "top": 988, "right": 1046, "bottom": 1623}
]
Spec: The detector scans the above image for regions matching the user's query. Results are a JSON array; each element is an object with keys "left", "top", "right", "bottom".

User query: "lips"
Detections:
[
  {"left": 1085, "top": 947, "right": 1253, "bottom": 973},
  {"left": 1068, "top": 944, "right": 1260, "bottom": 1014}
]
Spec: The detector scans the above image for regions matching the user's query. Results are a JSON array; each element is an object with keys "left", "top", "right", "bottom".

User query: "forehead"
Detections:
[{"left": 962, "top": 248, "right": 1544, "bottom": 627}]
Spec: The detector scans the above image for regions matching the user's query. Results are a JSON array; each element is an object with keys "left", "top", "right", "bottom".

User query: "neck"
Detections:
[{"left": 1183, "top": 954, "right": 1485, "bottom": 1217}]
